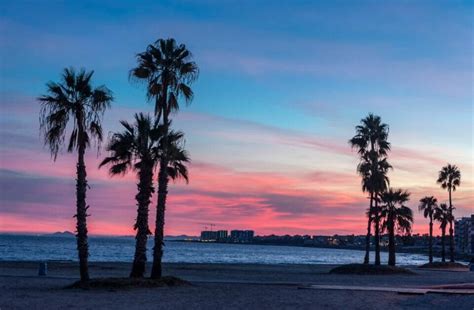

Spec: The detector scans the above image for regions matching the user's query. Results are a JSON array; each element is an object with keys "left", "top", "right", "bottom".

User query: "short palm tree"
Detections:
[
  {"left": 436, "top": 164, "right": 461, "bottom": 262},
  {"left": 151, "top": 129, "right": 190, "bottom": 277},
  {"left": 350, "top": 113, "right": 391, "bottom": 265},
  {"left": 131, "top": 38, "right": 198, "bottom": 279},
  {"left": 381, "top": 188, "right": 413, "bottom": 266},
  {"left": 359, "top": 168, "right": 375, "bottom": 265},
  {"left": 433, "top": 203, "right": 452, "bottom": 262},
  {"left": 38, "top": 68, "right": 113, "bottom": 282},
  {"left": 418, "top": 196, "right": 438, "bottom": 264},
  {"left": 100, "top": 113, "right": 160, "bottom": 278}
]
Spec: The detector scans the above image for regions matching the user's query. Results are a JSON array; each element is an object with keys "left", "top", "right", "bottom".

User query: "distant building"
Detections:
[
  {"left": 230, "top": 230, "right": 254, "bottom": 243},
  {"left": 200, "top": 230, "right": 218, "bottom": 242},
  {"left": 216, "top": 230, "right": 228, "bottom": 241},
  {"left": 455, "top": 215, "right": 474, "bottom": 254}
]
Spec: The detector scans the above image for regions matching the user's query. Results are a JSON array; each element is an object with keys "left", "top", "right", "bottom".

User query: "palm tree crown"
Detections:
[
  {"left": 161, "top": 129, "right": 190, "bottom": 183},
  {"left": 39, "top": 68, "right": 113, "bottom": 159},
  {"left": 130, "top": 38, "right": 198, "bottom": 120},
  {"left": 99, "top": 115, "right": 189, "bottom": 185},
  {"left": 418, "top": 196, "right": 438, "bottom": 219},
  {"left": 437, "top": 164, "right": 461, "bottom": 191},
  {"left": 100, "top": 113, "right": 160, "bottom": 175},
  {"left": 357, "top": 152, "right": 392, "bottom": 194},
  {"left": 381, "top": 189, "right": 413, "bottom": 234},
  {"left": 349, "top": 113, "right": 391, "bottom": 156},
  {"left": 433, "top": 203, "right": 452, "bottom": 231}
]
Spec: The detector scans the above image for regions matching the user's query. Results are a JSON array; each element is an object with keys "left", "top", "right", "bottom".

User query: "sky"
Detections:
[{"left": 0, "top": 0, "right": 472, "bottom": 236}]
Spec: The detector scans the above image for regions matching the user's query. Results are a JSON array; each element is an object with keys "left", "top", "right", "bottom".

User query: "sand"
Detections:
[{"left": 1, "top": 261, "right": 473, "bottom": 309}]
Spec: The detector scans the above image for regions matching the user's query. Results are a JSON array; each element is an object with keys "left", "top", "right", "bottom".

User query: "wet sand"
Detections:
[{"left": 1, "top": 261, "right": 473, "bottom": 309}]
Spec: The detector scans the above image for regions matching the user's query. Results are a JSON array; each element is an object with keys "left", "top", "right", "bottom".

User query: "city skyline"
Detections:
[{"left": 1, "top": 1, "right": 473, "bottom": 236}]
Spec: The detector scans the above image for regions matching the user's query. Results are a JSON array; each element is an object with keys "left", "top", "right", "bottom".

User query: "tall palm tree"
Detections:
[
  {"left": 436, "top": 164, "right": 461, "bottom": 262},
  {"left": 131, "top": 38, "right": 198, "bottom": 279},
  {"left": 38, "top": 68, "right": 113, "bottom": 282},
  {"left": 380, "top": 188, "right": 413, "bottom": 266},
  {"left": 433, "top": 203, "right": 452, "bottom": 263},
  {"left": 350, "top": 114, "right": 391, "bottom": 265},
  {"left": 100, "top": 113, "right": 161, "bottom": 278},
  {"left": 418, "top": 196, "right": 438, "bottom": 264}
]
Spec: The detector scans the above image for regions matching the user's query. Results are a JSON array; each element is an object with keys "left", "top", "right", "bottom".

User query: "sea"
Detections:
[{"left": 0, "top": 234, "right": 430, "bottom": 265}]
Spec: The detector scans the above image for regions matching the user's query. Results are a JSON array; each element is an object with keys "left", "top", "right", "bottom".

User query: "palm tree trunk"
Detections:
[
  {"left": 76, "top": 134, "right": 90, "bottom": 282},
  {"left": 388, "top": 214, "right": 395, "bottom": 266},
  {"left": 151, "top": 159, "right": 169, "bottom": 279},
  {"left": 374, "top": 197, "right": 381, "bottom": 266},
  {"left": 428, "top": 218, "right": 433, "bottom": 264},
  {"left": 363, "top": 193, "right": 373, "bottom": 264},
  {"left": 441, "top": 227, "right": 446, "bottom": 262},
  {"left": 448, "top": 188, "right": 454, "bottom": 262},
  {"left": 130, "top": 166, "right": 153, "bottom": 278},
  {"left": 151, "top": 91, "right": 170, "bottom": 279}
]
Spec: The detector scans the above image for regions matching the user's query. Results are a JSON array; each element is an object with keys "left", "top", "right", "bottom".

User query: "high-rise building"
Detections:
[
  {"left": 454, "top": 215, "right": 474, "bottom": 254},
  {"left": 200, "top": 230, "right": 218, "bottom": 242},
  {"left": 230, "top": 230, "right": 254, "bottom": 243},
  {"left": 216, "top": 230, "right": 228, "bottom": 241}
]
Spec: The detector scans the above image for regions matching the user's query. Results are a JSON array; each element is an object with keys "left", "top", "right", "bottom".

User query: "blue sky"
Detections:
[{"left": 0, "top": 1, "right": 472, "bottom": 235}]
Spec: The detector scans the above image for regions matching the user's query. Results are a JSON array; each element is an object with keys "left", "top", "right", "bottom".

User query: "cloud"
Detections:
[{"left": 1, "top": 104, "right": 472, "bottom": 236}]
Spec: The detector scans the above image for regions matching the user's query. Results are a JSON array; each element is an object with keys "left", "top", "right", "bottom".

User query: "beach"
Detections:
[{"left": 1, "top": 261, "right": 473, "bottom": 309}]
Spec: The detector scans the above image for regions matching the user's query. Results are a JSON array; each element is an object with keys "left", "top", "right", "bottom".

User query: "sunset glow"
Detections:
[{"left": 1, "top": 1, "right": 472, "bottom": 236}]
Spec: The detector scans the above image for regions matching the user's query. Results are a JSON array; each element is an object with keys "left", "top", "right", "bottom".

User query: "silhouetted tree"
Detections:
[
  {"left": 418, "top": 196, "right": 438, "bottom": 264},
  {"left": 433, "top": 203, "right": 452, "bottom": 262},
  {"left": 357, "top": 155, "right": 376, "bottom": 264},
  {"left": 131, "top": 38, "right": 198, "bottom": 278},
  {"left": 381, "top": 188, "right": 413, "bottom": 266},
  {"left": 436, "top": 164, "right": 461, "bottom": 262},
  {"left": 38, "top": 68, "right": 113, "bottom": 282},
  {"left": 152, "top": 129, "right": 190, "bottom": 276},
  {"left": 100, "top": 113, "right": 161, "bottom": 278},
  {"left": 350, "top": 113, "right": 391, "bottom": 265}
]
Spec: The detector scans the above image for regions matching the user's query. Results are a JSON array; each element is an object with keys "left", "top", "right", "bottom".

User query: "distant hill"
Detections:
[
  {"left": 40, "top": 232, "right": 197, "bottom": 240},
  {"left": 164, "top": 235, "right": 199, "bottom": 241},
  {"left": 46, "top": 231, "right": 75, "bottom": 237}
]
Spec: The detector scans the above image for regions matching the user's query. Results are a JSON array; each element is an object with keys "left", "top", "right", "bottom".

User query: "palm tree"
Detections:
[
  {"left": 350, "top": 114, "right": 391, "bottom": 265},
  {"left": 359, "top": 166, "right": 375, "bottom": 265},
  {"left": 357, "top": 151, "right": 392, "bottom": 264},
  {"left": 418, "top": 196, "right": 438, "bottom": 264},
  {"left": 436, "top": 164, "right": 461, "bottom": 262},
  {"left": 433, "top": 203, "right": 452, "bottom": 262},
  {"left": 100, "top": 113, "right": 161, "bottom": 278},
  {"left": 130, "top": 38, "right": 198, "bottom": 279},
  {"left": 380, "top": 188, "right": 413, "bottom": 266},
  {"left": 38, "top": 68, "right": 113, "bottom": 282},
  {"left": 151, "top": 129, "right": 190, "bottom": 278}
]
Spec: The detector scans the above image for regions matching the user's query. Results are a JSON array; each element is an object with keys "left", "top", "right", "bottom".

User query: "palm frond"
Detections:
[
  {"left": 130, "top": 37, "right": 198, "bottom": 119},
  {"left": 38, "top": 67, "right": 113, "bottom": 159}
]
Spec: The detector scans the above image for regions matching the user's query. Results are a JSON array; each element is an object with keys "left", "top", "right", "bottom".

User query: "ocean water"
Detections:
[{"left": 0, "top": 234, "right": 430, "bottom": 265}]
